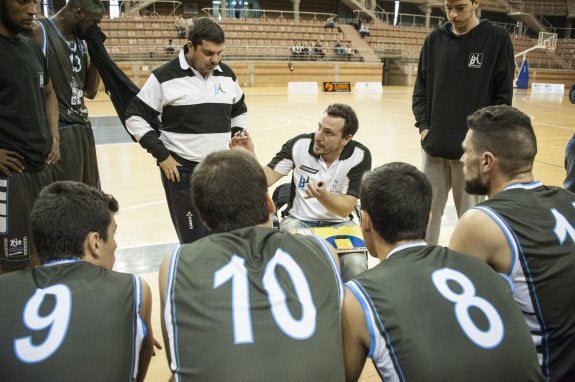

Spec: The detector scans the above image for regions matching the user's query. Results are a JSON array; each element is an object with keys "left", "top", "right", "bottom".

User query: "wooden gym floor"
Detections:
[{"left": 86, "top": 85, "right": 574, "bottom": 381}]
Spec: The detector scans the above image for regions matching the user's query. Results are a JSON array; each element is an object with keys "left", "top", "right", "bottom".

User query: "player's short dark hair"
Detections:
[
  {"left": 67, "top": 0, "right": 105, "bottom": 15},
  {"left": 325, "top": 103, "right": 359, "bottom": 137},
  {"left": 192, "top": 150, "right": 269, "bottom": 232},
  {"left": 30, "top": 181, "right": 119, "bottom": 263},
  {"left": 188, "top": 17, "right": 225, "bottom": 47},
  {"left": 360, "top": 162, "right": 431, "bottom": 243},
  {"left": 466, "top": 105, "right": 537, "bottom": 175}
]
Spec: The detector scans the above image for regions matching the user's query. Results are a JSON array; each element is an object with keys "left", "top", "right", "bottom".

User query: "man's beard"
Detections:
[
  {"left": 312, "top": 142, "right": 324, "bottom": 155},
  {"left": 465, "top": 176, "right": 489, "bottom": 195},
  {"left": 0, "top": 11, "right": 31, "bottom": 34},
  {"left": 312, "top": 146, "right": 321, "bottom": 155}
]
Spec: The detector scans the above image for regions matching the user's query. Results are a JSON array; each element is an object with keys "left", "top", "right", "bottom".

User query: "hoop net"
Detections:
[{"left": 538, "top": 31, "right": 557, "bottom": 53}]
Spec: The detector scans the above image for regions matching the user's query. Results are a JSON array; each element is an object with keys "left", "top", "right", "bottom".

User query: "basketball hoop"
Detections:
[{"left": 538, "top": 31, "right": 557, "bottom": 53}]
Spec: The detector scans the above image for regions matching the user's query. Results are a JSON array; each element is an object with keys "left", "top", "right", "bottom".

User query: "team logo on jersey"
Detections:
[
  {"left": 37, "top": 72, "right": 45, "bottom": 88},
  {"left": 69, "top": 77, "right": 84, "bottom": 107},
  {"left": 10, "top": 238, "right": 22, "bottom": 249},
  {"left": 186, "top": 211, "right": 194, "bottom": 229},
  {"left": 468, "top": 53, "right": 483, "bottom": 68},
  {"left": 297, "top": 175, "right": 309, "bottom": 189},
  {"left": 299, "top": 165, "right": 319, "bottom": 174},
  {"left": 330, "top": 179, "right": 341, "bottom": 193},
  {"left": 215, "top": 84, "right": 226, "bottom": 94},
  {"left": 6, "top": 236, "right": 26, "bottom": 257}
]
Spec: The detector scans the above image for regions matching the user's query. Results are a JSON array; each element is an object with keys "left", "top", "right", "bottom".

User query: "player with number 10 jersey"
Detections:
[{"left": 161, "top": 227, "right": 345, "bottom": 382}]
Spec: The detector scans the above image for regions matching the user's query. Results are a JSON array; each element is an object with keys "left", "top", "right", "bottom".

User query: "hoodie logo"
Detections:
[{"left": 468, "top": 53, "right": 483, "bottom": 68}]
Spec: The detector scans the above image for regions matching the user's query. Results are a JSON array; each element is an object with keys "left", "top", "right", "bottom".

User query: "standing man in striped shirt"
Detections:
[{"left": 126, "top": 17, "right": 248, "bottom": 243}]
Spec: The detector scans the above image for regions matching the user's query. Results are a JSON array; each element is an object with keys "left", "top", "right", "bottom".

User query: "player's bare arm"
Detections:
[
  {"left": 449, "top": 208, "right": 513, "bottom": 273},
  {"left": 136, "top": 278, "right": 154, "bottom": 382},
  {"left": 30, "top": 21, "right": 44, "bottom": 46},
  {"left": 304, "top": 181, "right": 357, "bottom": 217},
  {"left": 83, "top": 60, "right": 100, "bottom": 99},
  {"left": 29, "top": 25, "right": 60, "bottom": 165},
  {"left": 158, "top": 254, "right": 172, "bottom": 366},
  {"left": 44, "top": 79, "right": 60, "bottom": 164},
  {"left": 342, "top": 288, "right": 370, "bottom": 382},
  {"left": 264, "top": 166, "right": 285, "bottom": 187}
]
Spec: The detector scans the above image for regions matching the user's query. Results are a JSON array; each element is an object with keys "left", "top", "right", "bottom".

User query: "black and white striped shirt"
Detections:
[
  {"left": 126, "top": 49, "right": 247, "bottom": 166},
  {"left": 267, "top": 133, "right": 371, "bottom": 222}
]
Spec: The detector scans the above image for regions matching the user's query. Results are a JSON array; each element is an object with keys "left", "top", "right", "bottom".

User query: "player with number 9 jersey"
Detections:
[
  {"left": 160, "top": 227, "right": 345, "bottom": 382},
  {"left": 0, "top": 260, "right": 148, "bottom": 382}
]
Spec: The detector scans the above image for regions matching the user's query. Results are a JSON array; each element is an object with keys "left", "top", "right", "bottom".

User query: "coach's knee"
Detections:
[{"left": 339, "top": 252, "right": 368, "bottom": 282}]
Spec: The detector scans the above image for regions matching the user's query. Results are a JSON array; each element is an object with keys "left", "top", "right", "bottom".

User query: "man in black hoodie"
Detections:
[{"left": 412, "top": 0, "right": 514, "bottom": 245}]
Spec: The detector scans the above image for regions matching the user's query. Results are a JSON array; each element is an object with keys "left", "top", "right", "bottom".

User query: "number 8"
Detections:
[
  {"left": 432, "top": 268, "right": 504, "bottom": 349},
  {"left": 14, "top": 284, "right": 72, "bottom": 363}
]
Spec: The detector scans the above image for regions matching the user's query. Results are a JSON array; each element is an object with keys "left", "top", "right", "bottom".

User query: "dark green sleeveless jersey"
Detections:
[
  {"left": 347, "top": 243, "right": 543, "bottom": 382},
  {"left": 164, "top": 227, "right": 345, "bottom": 382},
  {"left": 37, "top": 18, "right": 90, "bottom": 124},
  {"left": 477, "top": 182, "right": 575, "bottom": 381},
  {"left": 0, "top": 260, "right": 146, "bottom": 381}
]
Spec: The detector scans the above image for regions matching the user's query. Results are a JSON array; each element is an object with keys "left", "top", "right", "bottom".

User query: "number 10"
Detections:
[{"left": 213, "top": 250, "right": 317, "bottom": 344}]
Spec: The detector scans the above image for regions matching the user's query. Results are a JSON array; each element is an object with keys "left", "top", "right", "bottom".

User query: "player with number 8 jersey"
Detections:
[
  {"left": 346, "top": 244, "right": 543, "bottom": 381},
  {"left": 341, "top": 162, "right": 543, "bottom": 381}
]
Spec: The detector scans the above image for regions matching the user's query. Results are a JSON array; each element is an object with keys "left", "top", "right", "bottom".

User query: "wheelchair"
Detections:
[
  {"left": 272, "top": 183, "right": 291, "bottom": 229},
  {"left": 271, "top": 183, "right": 367, "bottom": 256}
]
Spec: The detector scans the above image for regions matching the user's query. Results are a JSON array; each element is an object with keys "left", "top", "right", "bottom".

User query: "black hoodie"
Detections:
[
  {"left": 84, "top": 25, "right": 147, "bottom": 141},
  {"left": 412, "top": 19, "right": 514, "bottom": 159}
]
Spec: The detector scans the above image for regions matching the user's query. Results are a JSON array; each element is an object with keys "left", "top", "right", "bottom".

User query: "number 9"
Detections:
[{"left": 14, "top": 284, "right": 72, "bottom": 363}]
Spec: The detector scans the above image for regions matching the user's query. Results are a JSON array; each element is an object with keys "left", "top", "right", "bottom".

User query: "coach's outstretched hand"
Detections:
[{"left": 229, "top": 129, "right": 255, "bottom": 156}]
